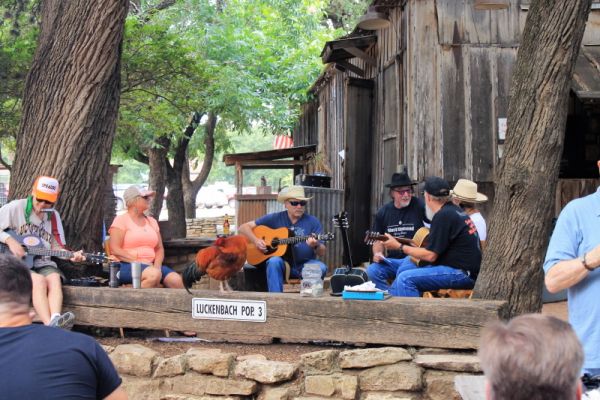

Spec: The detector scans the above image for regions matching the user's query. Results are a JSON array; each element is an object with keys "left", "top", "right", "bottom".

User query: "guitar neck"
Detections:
[{"left": 26, "top": 247, "right": 76, "bottom": 259}]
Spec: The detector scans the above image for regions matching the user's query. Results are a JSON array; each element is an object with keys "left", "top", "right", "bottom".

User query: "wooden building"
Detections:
[{"left": 294, "top": 0, "right": 600, "bottom": 264}]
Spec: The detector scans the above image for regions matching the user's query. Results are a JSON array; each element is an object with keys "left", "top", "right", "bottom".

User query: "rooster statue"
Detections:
[{"left": 182, "top": 235, "right": 248, "bottom": 293}]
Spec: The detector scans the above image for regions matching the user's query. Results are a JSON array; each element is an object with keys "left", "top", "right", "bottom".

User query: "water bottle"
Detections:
[
  {"left": 109, "top": 262, "right": 120, "bottom": 288},
  {"left": 301, "top": 264, "right": 323, "bottom": 297}
]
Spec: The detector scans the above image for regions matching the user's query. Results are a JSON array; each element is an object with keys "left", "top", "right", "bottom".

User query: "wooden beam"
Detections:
[
  {"left": 336, "top": 61, "right": 365, "bottom": 77},
  {"left": 63, "top": 287, "right": 507, "bottom": 349},
  {"left": 345, "top": 47, "right": 377, "bottom": 66}
]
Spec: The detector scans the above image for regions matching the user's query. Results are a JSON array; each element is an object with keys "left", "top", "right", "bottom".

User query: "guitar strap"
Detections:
[{"left": 49, "top": 211, "right": 65, "bottom": 248}]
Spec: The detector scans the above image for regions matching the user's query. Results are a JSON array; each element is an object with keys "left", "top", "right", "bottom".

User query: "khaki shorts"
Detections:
[{"left": 32, "top": 265, "right": 66, "bottom": 283}]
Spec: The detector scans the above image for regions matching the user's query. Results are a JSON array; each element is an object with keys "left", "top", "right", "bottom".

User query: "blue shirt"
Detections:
[
  {"left": 543, "top": 187, "right": 600, "bottom": 370},
  {"left": 256, "top": 211, "right": 323, "bottom": 267},
  {"left": 0, "top": 324, "right": 122, "bottom": 399}
]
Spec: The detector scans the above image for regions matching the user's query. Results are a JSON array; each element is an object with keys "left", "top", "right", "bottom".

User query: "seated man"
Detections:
[
  {"left": 0, "top": 176, "right": 85, "bottom": 329},
  {"left": 366, "top": 171, "right": 426, "bottom": 290},
  {"left": 0, "top": 254, "right": 127, "bottom": 399},
  {"left": 239, "top": 186, "right": 327, "bottom": 292},
  {"left": 478, "top": 314, "right": 583, "bottom": 400},
  {"left": 382, "top": 177, "right": 481, "bottom": 296}
]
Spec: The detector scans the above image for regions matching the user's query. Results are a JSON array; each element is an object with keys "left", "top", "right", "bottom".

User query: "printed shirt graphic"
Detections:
[
  {"left": 373, "top": 197, "right": 426, "bottom": 258},
  {"left": 426, "top": 202, "right": 482, "bottom": 275}
]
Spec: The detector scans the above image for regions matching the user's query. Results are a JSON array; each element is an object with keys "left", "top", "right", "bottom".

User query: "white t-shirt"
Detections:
[{"left": 469, "top": 212, "right": 487, "bottom": 241}]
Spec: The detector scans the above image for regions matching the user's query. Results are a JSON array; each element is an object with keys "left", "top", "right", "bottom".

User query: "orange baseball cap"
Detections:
[{"left": 32, "top": 176, "right": 60, "bottom": 203}]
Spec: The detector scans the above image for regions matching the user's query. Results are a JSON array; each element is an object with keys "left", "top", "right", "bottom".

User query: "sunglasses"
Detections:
[
  {"left": 289, "top": 200, "right": 307, "bottom": 207},
  {"left": 35, "top": 197, "right": 54, "bottom": 206},
  {"left": 393, "top": 188, "right": 412, "bottom": 195},
  {"left": 141, "top": 195, "right": 152, "bottom": 200}
]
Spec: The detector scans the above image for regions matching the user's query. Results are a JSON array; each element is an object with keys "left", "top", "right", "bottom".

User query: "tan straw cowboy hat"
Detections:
[
  {"left": 277, "top": 185, "right": 312, "bottom": 203},
  {"left": 451, "top": 179, "right": 488, "bottom": 203}
]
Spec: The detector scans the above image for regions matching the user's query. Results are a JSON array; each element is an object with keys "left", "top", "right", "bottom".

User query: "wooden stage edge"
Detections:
[{"left": 63, "top": 287, "right": 508, "bottom": 350}]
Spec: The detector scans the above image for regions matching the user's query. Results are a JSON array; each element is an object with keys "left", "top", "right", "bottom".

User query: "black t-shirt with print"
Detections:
[
  {"left": 426, "top": 202, "right": 482, "bottom": 276},
  {"left": 373, "top": 197, "right": 426, "bottom": 258}
]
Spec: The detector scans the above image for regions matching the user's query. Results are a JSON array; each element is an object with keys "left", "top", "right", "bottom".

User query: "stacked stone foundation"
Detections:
[{"left": 106, "top": 344, "right": 481, "bottom": 400}]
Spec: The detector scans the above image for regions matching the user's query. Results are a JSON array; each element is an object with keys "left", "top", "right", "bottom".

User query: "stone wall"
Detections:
[
  {"left": 186, "top": 217, "right": 229, "bottom": 238},
  {"left": 105, "top": 344, "right": 482, "bottom": 400}
]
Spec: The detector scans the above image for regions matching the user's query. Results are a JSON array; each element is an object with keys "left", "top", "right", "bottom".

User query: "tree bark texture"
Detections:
[
  {"left": 148, "top": 136, "right": 170, "bottom": 218},
  {"left": 183, "top": 112, "right": 216, "bottom": 218},
  {"left": 11, "top": 0, "right": 128, "bottom": 251},
  {"left": 473, "top": 0, "right": 591, "bottom": 317}
]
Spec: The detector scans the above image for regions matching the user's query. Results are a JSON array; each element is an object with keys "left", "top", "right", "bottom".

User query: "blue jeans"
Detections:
[
  {"left": 366, "top": 258, "right": 407, "bottom": 291},
  {"left": 265, "top": 257, "right": 327, "bottom": 292},
  {"left": 118, "top": 262, "right": 175, "bottom": 285},
  {"left": 388, "top": 257, "right": 475, "bottom": 297}
]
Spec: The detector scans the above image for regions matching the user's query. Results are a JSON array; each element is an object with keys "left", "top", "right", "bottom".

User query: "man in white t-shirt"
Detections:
[{"left": 0, "top": 176, "right": 85, "bottom": 329}]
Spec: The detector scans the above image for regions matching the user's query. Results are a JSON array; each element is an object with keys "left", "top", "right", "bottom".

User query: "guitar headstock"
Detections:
[
  {"left": 364, "top": 231, "right": 385, "bottom": 245},
  {"left": 318, "top": 232, "right": 335, "bottom": 241},
  {"left": 86, "top": 252, "right": 108, "bottom": 265},
  {"left": 332, "top": 211, "right": 349, "bottom": 229}
]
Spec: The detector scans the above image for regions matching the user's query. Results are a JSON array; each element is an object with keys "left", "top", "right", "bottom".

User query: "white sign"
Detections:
[
  {"left": 192, "top": 298, "right": 267, "bottom": 322},
  {"left": 498, "top": 118, "right": 507, "bottom": 141}
]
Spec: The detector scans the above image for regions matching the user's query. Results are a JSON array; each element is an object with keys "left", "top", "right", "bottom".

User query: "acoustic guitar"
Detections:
[
  {"left": 364, "top": 227, "right": 430, "bottom": 266},
  {"left": 0, "top": 230, "right": 107, "bottom": 268},
  {"left": 245, "top": 225, "right": 334, "bottom": 265}
]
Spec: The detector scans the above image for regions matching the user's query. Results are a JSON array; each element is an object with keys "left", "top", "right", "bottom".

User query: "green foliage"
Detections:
[{"left": 0, "top": 1, "right": 38, "bottom": 162}]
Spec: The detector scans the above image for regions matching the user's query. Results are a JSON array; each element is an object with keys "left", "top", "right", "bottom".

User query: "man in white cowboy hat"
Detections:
[
  {"left": 366, "top": 170, "right": 427, "bottom": 291},
  {"left": 451, "top": 179, "right": 489, "bottom": 248},
  {"left": 239, "top": 185, "right": 327, "bottom": 292}
]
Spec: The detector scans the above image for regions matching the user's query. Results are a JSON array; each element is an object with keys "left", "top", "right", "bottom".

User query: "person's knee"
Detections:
[
  {"left": 31, "top": 273, "right": 47, "bottom": 290},
  {"left": 143, "top": 268, "right": 162, "bottom": 287},
  {"left": 163, "top": 272, "right": 184, "bottom": 288}
]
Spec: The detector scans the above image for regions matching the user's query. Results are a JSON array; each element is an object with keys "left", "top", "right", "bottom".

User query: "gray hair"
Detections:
[{"left": 478, "top": 314, "right": 583, "bottom": 400}]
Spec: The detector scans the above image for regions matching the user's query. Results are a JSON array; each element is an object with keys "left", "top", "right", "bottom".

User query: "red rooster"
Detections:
[{"left": 182, "top": 235, "right": 247, "bottom": 293}]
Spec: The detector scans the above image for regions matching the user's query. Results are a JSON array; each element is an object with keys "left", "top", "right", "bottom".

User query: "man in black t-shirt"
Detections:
[
  {"left": 0, "top": 255, "right": 127, "bottom": 400},
  {"left": 366, "top": 171, "right": 427, "bottom": 290},
  {"left": 382, "top": 177, "right": 481, "bottom": 297}
]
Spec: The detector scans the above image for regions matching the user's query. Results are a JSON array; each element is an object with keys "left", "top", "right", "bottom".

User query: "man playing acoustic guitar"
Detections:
[
  {"left": 239, "top": 186, "right": 327, "bottom": 292},
  {"left": 366, "top": 171, "right": 427, "bottom": 291},
  {"left": 382, "top": 177, "right": 481, "bottom": 296},
  {"left": 0, "top": 176, "right": 85, "bottom": 329}
]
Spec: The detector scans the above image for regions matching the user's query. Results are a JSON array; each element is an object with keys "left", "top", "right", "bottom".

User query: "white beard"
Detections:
[{"left": 426, "top": 205, "right": 436, "bottom": 221}]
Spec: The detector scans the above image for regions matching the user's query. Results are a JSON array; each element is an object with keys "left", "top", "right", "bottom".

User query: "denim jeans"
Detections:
[
  {"left": 366, "top": 258, "right": 407, "bottom": 291},
  {"left": 265, "top": 256, "right": 327, "bottom": 292},
  {"left": 388, "top": 257, "right": 475, "bottom": 297}
]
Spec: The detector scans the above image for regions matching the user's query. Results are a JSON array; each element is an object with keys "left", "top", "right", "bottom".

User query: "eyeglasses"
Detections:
[
  {"left": 35, "top": 197, "right": 54, "bottom": 206},
  {"left": 288, "top": 200, "right": 307, "bottom": 207},
  {"left": 393, "top": 188, "right": 412, "bottom": 195}
]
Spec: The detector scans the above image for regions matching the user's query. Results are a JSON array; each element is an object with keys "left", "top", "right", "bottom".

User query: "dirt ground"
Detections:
[{"left": 89, "top": 301, "right": 569, "bottom": 361}]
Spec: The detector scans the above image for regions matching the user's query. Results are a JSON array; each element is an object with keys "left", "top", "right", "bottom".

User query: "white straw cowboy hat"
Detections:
[
  {"left": 451, "top": 179, "right": 488, "bottom": 203},
  {"left": 277, "top": 185, "right": 312, "bottom": 203}
]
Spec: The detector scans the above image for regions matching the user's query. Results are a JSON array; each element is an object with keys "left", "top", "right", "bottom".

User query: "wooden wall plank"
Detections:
[
  {"left": 440, "top": 46, "right": 467, "bottom": 181},
  {"left": 469, "top": 48, "right": 494, "bottom": 182},
  {"left": 63, "top": 287, "right": 507, "bottom": 349}
]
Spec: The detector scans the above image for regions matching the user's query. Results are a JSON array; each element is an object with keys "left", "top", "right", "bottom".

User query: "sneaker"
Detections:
[{"left": 48, "top": 312, "right": 75, "bottom": 330}]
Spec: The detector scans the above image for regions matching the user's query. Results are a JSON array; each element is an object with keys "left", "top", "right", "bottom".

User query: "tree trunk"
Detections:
[
  {"left": 148, "top": 136, "right": 169, "bottom": 218},
  {"left": 10, "top": 0, "right": 128, "bottom": 251},
  {"left": 183, "top": 112, "right": 216, "bottom": 218},
  {"left": 473, "top": 0, "right": 591, "bottom": 317}
]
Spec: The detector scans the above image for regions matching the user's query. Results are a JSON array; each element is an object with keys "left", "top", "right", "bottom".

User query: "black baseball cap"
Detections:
[{"left": 424, "top": 176, "right": 450, "bottom": 197}]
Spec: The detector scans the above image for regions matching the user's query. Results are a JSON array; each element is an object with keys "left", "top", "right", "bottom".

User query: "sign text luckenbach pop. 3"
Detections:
[{"left": 192, "top": 298, "right": 267, "bottom": 322}]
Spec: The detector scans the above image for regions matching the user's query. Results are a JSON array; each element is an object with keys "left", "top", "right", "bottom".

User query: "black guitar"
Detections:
[
  {"left": 0, "top": 230, "right": 106, "bottom": 268},
  {"left": 330, "top": 211, "right": 368, "bottom": 295}
]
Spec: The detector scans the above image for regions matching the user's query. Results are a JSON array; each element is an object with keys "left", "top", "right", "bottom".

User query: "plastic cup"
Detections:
[{"left": 131, "top": 262, "right": 142, "bottom": 289}]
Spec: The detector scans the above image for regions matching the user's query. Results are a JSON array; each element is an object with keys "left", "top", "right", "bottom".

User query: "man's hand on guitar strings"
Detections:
[
  {"left": 383, "top": 233, "right": 402, "bottom": 251},
  {"left": 254, "top": 238, "right": 267, "bottom": 253},
  {"left": 70, "top": 250, "right": 86, "bottom": 263},
  {"left": 6, "top": 237, "right": 25, "bottom": 258}
]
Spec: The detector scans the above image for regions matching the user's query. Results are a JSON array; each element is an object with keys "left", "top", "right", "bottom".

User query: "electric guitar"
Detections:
[
  {"left": 245, "top": 225, "right": 334, "bottom": 265},
  {"left": 364, "top": 227, "right": 430, "bottom": 266},
  {"left": 0, "top": 230, "right": 107, "bottom": 268}
]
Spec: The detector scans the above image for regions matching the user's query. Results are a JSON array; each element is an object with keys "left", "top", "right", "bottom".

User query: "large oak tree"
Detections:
[
  {"left": 473, "top": 0, "right": 592, "bottom": 317},
  {"left": 10, "top": 0, "right": 128, "bottom": 250}
]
